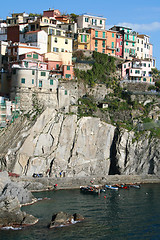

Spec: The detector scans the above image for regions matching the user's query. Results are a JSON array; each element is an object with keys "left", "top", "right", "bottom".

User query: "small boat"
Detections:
[
  {"left": 129, "top": 184, "right": 140, "bottom": 189},
  {"left": 105, "top": 185, "right": 118, "bottom": 190},
  {"left": 80, "top": 186, "right": 99, "bottom": 195}
]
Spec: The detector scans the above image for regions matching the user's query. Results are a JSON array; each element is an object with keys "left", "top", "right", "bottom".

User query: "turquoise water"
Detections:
[{"left": 0, "top": 184, "right": 160, "bottom": 240}]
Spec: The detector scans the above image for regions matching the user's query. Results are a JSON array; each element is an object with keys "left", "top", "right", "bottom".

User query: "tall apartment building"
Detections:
[{"left": 110, "top": 26, "right": 137, "bottom": 60}]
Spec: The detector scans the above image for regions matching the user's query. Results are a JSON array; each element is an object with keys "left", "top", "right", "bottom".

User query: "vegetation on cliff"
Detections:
[{"left": 75, "top": 51, "right": 160, "bottom": 139}]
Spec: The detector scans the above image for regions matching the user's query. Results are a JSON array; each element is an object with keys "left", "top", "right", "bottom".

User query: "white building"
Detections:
[
  {"left": 77, "top": 14, "right": 106, "bottom": 30},
  {"left": 122, "top": 59, "right": 154, "bottom": 83},
  {"left": 20, "top": 30, "right": 48, "bottom": 54}
]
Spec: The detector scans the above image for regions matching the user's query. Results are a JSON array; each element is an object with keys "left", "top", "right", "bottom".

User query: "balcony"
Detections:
[
  {"left": 106, "top": 45, "right": 116, "bottom": 50},
  {"left": 93, "top": 36, "right": 107, "bottom": 40}
]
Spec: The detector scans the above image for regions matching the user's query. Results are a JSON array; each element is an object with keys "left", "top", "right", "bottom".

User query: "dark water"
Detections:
[{"left": 1, "top": 184, "right": 160, "bottom": 240}]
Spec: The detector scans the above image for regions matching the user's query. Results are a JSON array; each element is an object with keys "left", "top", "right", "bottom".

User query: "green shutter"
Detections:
[
  {"left": 85, "top": 35, "right": 87, "bottom": 42},
  {"left": 50, "top": 79, "right": 53, "bottom": 85},
  {"left": 21, "top": 78, "right": 25, "bottom": 84},
  {"left": 81, "top": 35, "right": 83, "bottom": 42},
  {"left": 33, "top": 54, "right": 38, "bottom": 59}
]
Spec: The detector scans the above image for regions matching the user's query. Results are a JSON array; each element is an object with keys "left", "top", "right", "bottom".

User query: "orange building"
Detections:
[
  {"left": 88, "top": 28, "right": 107, "bottom": 54},
  {"left": 106, "top": 30, "right": 117, "bottom": 56}
]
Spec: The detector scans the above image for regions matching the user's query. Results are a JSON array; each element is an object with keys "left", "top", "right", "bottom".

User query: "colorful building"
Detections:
[
  {"left": 106, "top": 30, "right": 117, "bottom": 56},
  {"left": 47, "top": 28, "right": 72, "bottom": 53},
  {"left": 116, "top": 33, "right": 123, "bottom": 58},
  {"left": 74, "top": 29, "right": 91, "bottom": 51},
  {"left": 88, "top": 28, "right": 107, "bottom": 54},
  {"left": 110, "top": 26, "right": 137, "bottom": 60}
]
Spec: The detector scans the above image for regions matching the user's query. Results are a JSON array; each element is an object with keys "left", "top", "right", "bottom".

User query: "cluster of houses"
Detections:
[{"left": 0, "top": 8, "right": 156, "bottom": 126}]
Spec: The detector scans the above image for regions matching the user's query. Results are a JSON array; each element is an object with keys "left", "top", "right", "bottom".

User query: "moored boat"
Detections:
[
  {"left": 80, "top": 186, "right": 99, "bottom": 195},
  {"left": 105, "top": 185, "right": 118, "bottom": 190}
]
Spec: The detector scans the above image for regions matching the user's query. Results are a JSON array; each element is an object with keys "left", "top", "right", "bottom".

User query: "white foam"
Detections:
[{"left": 2, "top": 226, "right": 22, "bottom": 230}]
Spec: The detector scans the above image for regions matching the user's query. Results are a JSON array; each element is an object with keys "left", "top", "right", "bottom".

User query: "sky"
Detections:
[{"left": 0, "top": 0, "right": 160, "bottom": 68}]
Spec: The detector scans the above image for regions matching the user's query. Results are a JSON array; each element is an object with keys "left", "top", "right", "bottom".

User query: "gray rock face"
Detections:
[
  {"left": 1, "top": 182, "right": 34, "bottom": 205},
  {"left": 0, "top": 171, "right": 11, "bottom": 193},
  {"left": 0, "top": 108, "right": 160, "bottom": 177},
  {"left": 0, "top": 196, "right": 38, "bottom": 228}
]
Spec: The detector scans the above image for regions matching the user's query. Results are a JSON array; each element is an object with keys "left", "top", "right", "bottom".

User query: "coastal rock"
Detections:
[
  {"left": 0, "top": 171, "right": 11, "bottom": 193},
  {"left": 0, "top": 108, "right": 159, "bottom": 177},
  {"left": 0, "top": 181, "right": 35, "bottom": 205},
  {"left": 49, "top": 211, "right": 84, "bottom": 228},
  {"left": 0, "top": 195, "right": 38, "bottom": 228}
]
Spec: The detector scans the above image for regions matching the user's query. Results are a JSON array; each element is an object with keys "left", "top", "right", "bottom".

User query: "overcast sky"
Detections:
[{"left": 1, "top": 0, "right": 160, "bottom": 68}]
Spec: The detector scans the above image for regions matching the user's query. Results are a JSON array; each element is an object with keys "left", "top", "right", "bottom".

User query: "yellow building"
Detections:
[
  {"left": 74, "top": 32, "right": 91, "bottom": 51},
  {"left": 47, "top": 27, "right": 73, "bottom": 53}
]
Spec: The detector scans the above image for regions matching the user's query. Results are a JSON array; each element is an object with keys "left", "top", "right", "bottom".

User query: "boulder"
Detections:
[
  {"left": 1, "top": 182, "right": 35, "bottom": 205},
  {"left": 0, "top": 196, "right": 38, "bottom": 228},
  {"left": 49, "top": 211, "right": 84, "bottom": 228}
]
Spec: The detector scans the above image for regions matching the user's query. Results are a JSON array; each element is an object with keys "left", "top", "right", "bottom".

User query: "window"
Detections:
[
  {"left": 131, "top": 70, "right": 132, "bottom": 73},
  {"left": 133, "top": 36, "right": 135, "bottom": 41},
  {"left": 112, "top": 33, "right": 114, "bottom": 38},
  {"left": 142, "top": 40, "right": 143, "bottom": 44},
  {"left": 61, "top": 48, "right": 64, "bottom": 52},
  {"left": 95, "top": 40, "right": 98, "bottom": 47},
  {"left": 127, "top": 29, "right": 130, "bottom": 33},
  {"left": 120, "top": 41, "right": 122, "bottom": 46},
  {"left": 124, "top": 64, "right": 126, "bottom": 68},
  {"left": 56, "top": 64, "right": 59, "bottom": 70},
  {"left": 148, "top": 64, "right": 150, "bottom": 67},
  {"left": 33, "top": 54, "right": 38, "bottom": 59},
  {"left": 95, "top": 48, "right": 97, "bottom": 52},
  {"left": 103, "top": 32, "right": 105, "bottom": 38},
  {"left": 27, "top": 54, "right": 32, "bottom": 58},
  {"left": 143, "top": 78, "right": 146, "bottom": 82},
  {"left": 137, "top": 47, "right": 139, "bottom": 51},
  {"left": 32, "top": 79, "right": 34, "bottom": 84},
  {"left": 127, "top": 49, "right": 129, "bottom": 53},
  {"left": 138, "top": 39, "right": 139, "bottom": 43},
  {"left": 141, "top": 48, "right": 143, "bottom": 52},
  {"left": 67, "top": 66, "right": 70, "bottom": 70},
  {"left": 54, "top": 37, "right": 57, "bottom": 43},
  {"left": 41, "top": 72, "right": 46, "bottom": 76},
  {"left": 24, "top": 62, "right": 28, "bottom": 68},
  {"left": 50, "top": 79, "right": 53, "bottom": 85},
  {"left": 13, "top": 69, "right": 16, "bottom": 74},
  {"left": 112, "top": 42, "right": 114, "bottom": 48},
  {"left": 126, "top": 41, "right": 128, "bottom": 46},
  {"left": 53, "top": 47, "right": 59, "bottom": 52},
  {"left": 65, "top": 90, "right": 68, "bottom": 95},
  {"left": 125, "top": 34, "right": 127, "bottom": 40},
  {"left": 102, "top": 49, "right": 105, "bottom": 53},
  {"left": 112, "top": 50, "right": 114, "bottom": 54},
  {"left": 21, "top": 78, "right": 25, "bottom": 84},
  {"left": 65, "top": 39, "right": 68, "bottom": 44},
  {"left": 39, "top": 80, "right": 42, "bottom": 87},
  {"left": 81, "top": 35, "right": 87, "bottom": 42},
  {"left": 32, "top": 70, "right": 35, "bottom": 75},
  {"left": 95, "top": 31, "right": 98, "bottom": 37},
  {"left": 102, "top": 40, "right": 105, "bottom": 48},
  {"left": 65, "top": 75, "right": 71, "bottom": 79},
  {"left": 144, "top": 63, "right": 146, "bottom": 67},
  {"left": 132, "top": 43, "right": 135, "bottom": 47},
  {"left": 100, "top": 20, "right": 102, "bottom": 24},
  {"left": 85, "top": 17, "right": 88, "bottom": 22}
]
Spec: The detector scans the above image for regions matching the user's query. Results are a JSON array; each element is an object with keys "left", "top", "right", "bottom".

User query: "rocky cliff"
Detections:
[{"left": 0, "top": 107, "right": 159, "bottom": 177}]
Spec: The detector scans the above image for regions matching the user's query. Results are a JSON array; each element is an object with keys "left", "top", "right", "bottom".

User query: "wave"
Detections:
[{"left": 2, "top": 226, "right": 22, "bottom": 231}]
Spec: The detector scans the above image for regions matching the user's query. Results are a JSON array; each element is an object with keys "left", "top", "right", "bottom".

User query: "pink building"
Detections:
[
  {"left": 14, "top": 52, "right": 47, "bottom": 70},
  {"left": 43, "top": 9, "right": 61, "bottom": 18},
  {"left": 116, "top": 33, "right": 123, "bottom": 58},
  {"left": 46, "top": 60, "right": 74, "bottom": 79}
]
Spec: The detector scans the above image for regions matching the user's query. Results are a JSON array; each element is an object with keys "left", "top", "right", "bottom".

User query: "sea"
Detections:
[{"left": 0, "top": 184, "right": 160, "bottom": 240}]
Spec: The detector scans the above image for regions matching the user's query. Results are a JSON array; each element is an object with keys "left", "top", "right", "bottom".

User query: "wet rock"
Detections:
[
  {"left": 49, "top": 211, "right": 84, "bottom": 228},
  {"left": 0, "top": 196, "right": 38, "bottom": 228}
]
